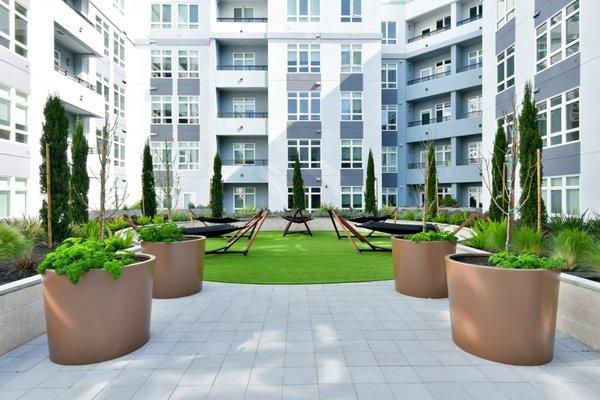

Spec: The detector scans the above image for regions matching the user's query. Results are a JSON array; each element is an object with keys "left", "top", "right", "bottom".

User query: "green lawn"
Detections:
[{"left": 203, "top": 231, "right": 394, "bottom": 284}]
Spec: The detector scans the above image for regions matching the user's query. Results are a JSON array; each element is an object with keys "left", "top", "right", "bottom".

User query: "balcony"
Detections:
[
  {"left": 216, "top": 17, "right": 267, "bottom": 22},
  {"left": 222, "top": 160, "right": 268, "bottom": 184},
  {"left": 54, "top": 0, "right": 103, "bottom": 57},
  {"left": 407, "top": 70, "right": 450, "bottom": 85},
  {"left": 457, "top": 61, "right": 483, "bottom": 73},
  {"left": 408, "top": 26, "right": 450, "bottom": 44},
  {"left": 214, "top": 4, "right": 268, "bottom": 36},
  {"left": 457, "top": 13, "right": 483, "bottom": 27},
  {"left": 406, "top": 163, "right": 481, "bottom": 185},
  {"left": 216, "top": 114, "right": 268, "bottom": 136},
  {"left": 408, "top": 116, "right": 451, "bottom": 127},
  {"left": 52, "top": 67, "right": 104, "bottom": 116},
  {"left": 406, "top": 62, "right": 482, "bottom": 101},
  {"left": 215, "top": 67, "right": 268, "bottom": 88},
  {"left": 406, "top": 116, "right": 482, "bottom": 143}
]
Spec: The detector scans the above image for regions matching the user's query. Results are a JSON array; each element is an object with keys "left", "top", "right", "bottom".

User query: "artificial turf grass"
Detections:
[{"left": 203, "top": 231, "right": 394, "bottom": 284}]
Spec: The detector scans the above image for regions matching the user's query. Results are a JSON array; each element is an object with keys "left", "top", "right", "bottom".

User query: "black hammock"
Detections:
[
  {"left": 282, "top": 214, "right": 314, "bottom": 224},
  {"left": 348, "top": 215, "right": 391, "bottom": 224},
  {"left": 181, "top": 224, "right": 241, "bottom": 238},
  {"left": 357, "top": 221, "right": 438, "bottom": 235},
  {"left": 194, "top": 216, "right": 244, "bottom": 224}
]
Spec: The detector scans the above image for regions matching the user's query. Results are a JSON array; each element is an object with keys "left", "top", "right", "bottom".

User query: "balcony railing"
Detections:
[
  {"left": 54, "top": 65, "right": 95, "bottom": 91},
  {"left": 407, "top": 25, "right": 450, "bottom": 43},
  {"left": 218, "top": 112, "right": 268, "bottom": 118},
  {"left": 62, "top": 0, "right": 95, "bottom": 27},
  {"left": 408, "top": 116, "right": 451, "bottom": 127},
  {"left": 458, "top": 110, "right": 483, "bottom": 119},
  {"left": 217, "top": 17, "right": 268, "bottom": 22},
  {"left": 408, "top": 160, "right": 451, "bottom": 169},
  {"left": 217, "top": 65, "right": 268, "bottom": 71},
  {"left": 457, "top": 62, "right": 483, "bottom": 73},
  {"left": 222, "top": 159, "right": 268, "bottom": 166},
  {"left": 407, "top": 70, "right": 450, "bottom": 85},
  {"left": 468, "top": 158, "right": 482, "bottom": 165},
  {"left": 457, "top": 13, "right": 483, "bottom": 26}
]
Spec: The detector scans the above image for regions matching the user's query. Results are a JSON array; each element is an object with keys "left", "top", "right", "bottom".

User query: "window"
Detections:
[
  {"left": 381, "top": 62, "right": 397, "bottom": 89},
  {"left": 12, "top": 90, "right": 25, "bottom": 142},
  {"left": 287, "top": 44, "right": 320, "bottom": 73},
  {"left": 468, "top": 186, "right": 482, "bottom": 208},
  {"left": 497, "top": 0, "right": 515, "bottom": 29},
  {"left": 382, "top": 147, "right": 397, "bottom": 173},
  {"left": 149, "top": 141, "right": 171, "bottom": 170},
  {"left": 150, "top": 50, "right": 172, "bottom": 77},
  {"left": 468, "top": 49, "right": 482, "bottom": 66},
  {"left": 287, "top": 139, "right": 321, "bottom": 168},
  {"left": 233, "top": 143, "right": 255, "bottom": 165},
  {"left": 341, "top": 139, "right": 362, "bottom": 169},
  {"left": 0, "top": 0, "right": 9, "bottom": 50},
  {"left": 0, "top": 84, "right": 27, "bottom": 143},
  {"left": 178, "top": 4, "right": 199, "bottom": 29},
  {"left": 113, "top": 135, "right": 125, "bottom": 167},
  {"left": 341, "top": 44, "right": 361, "bottom": 73},
  {"left": 233, "top": 52, "right": 255, "bottom": 67},
  {"left": 497, "top": 45, "right": 514, "bottom": 92},
  {"left": 341, "top": 186, "right": 362, "bottom": 209},
  {"left": 435, "top": 59, "right": 451, "bottom": 74},
  {"left": 467, "top": 95, "right": 483, "bottom": 117},
  {"left": 182, "top": 192, "right": 194, "bottom": 208},
  {"left": 382, "top": 105, "right": 397, "bottom": 131},
  {"left": 233, "top": 98, "right": 255, "bottom": 117},
  {"left": 537, "top": 87, "right": 579, "bottom": 147},
  {"left": 14, "top": 2, "right": 26, "bottom": 57},
  {"left": 178, "top": 50, "right": 199, "bottom": 78},
  {"left": 287, "top": 0, "right": 319, "bottom": 22},
  {"left": 113, "top": 0, "right": 124, "bottom": 14},
  {"left": 468, "top": 141, "right": 482, "bottom": 164},
  {"left": 382, "top": 188, "right": 397, "bottom": 207},
  {"left": 233, "top": 187, "right": 256, "bottom": 210},
  {"left": 341, "top": 0, "right": 361, "bottom": 22},
  {"left": 435, "top": 101, "right": 451, "bottom": 122},
  {"left": 536, "top": 1, "right": 579, "bottom": 72},
  {"left": 113, "top": 32, "right": 125, "bottom": 68},
  {"left": 435, "top": 145, "right": 451, "bottom": 166},
  {"left": 0, "top": 84, "right": 9, "bottom": 140},
  {"left": 233, "top": 7, "right": 254, "bottom": 19},
  {"left": 96, "top": 74, "right": 109, "bottom": 108},
  {"left": 542, "top": 175, "right": 580, "bottom": 216},
  {"left": 288, "top": 187, "right": 321, "bottom": 211},
  {"left": 287, "top": 91, "right": 320, "bottom": 121},
  {"left": 341, "top": 91, "right": 362, "bottom": 121},
  {"left": 95, "top": 16, "right": 110, "bottom": 57},
  {"left": 178, "top": 96, "right": 199, "bottom": 124},
  {"left": 381, "top": 21, "right": 396, "bottom": 44},
  {"left": 0, "top": 176, "right": 27, "bottom": 218},
  {"left": 151, "top": 4, "right": 171, "bottom": 29},
  {"left": 113, "top": 85, "right": 125, "bottom": 118},
  {"left": 151, "top": 96, "right": 172, "bottom": 123},
  {"left": 178, "top": 142, "right": 199, "bottom": 170}
]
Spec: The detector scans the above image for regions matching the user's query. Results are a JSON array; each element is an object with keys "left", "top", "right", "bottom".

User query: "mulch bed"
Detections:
[{"left": 0, "top": 244, "right": 51, "bottom": 286}]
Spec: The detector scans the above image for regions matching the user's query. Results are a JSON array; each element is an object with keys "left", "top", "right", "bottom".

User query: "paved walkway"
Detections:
[{"left": 0, "top": 281, "right": 598, "bottom": 400}]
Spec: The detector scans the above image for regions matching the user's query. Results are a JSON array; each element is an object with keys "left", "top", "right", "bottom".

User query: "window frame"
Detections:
[
  {"left": 151, "top": 95, "right": 173, "bottom": 124},
  {"left": 287, "top": 44, "right": 320, "bottom": 73},
  {"left": 537, "top": 87, "right": 579, "bottom": 148},
  {"left": 287, "top": 139, "right": 321, "bottom": 169},
  {"left": 178, "top": 50, "right": 199, "bottom": 78},
  {"left": 177, "top": 4, "right": 199, "bottom": 29},
  {"left": 496, "top": 45, "right": 514, "bottom": 93},
  {"left": 341, "top": 44, "right": 362, "bottom": 73},
  {"left": 287, "top": 186, "right": 322, "bottom": 211},
  {"left": 497, "top": 0, "right": 515, "bottom": 29},
  {"left": 381, "top": 105, "right": 397, "bottom": 131},
  {"left": 341, "top": 91, "right": 362, "bottom": 121},
  {"left": 233, "top": 187, "right": 256, "bottom": 210},
  {"left": 341, "top": 0, "right": 361, "bottom": 22},
  {"left": 535, "top": 0, "right": 579, "bottom": 72},
  {"left": 178, "top": 141, "right": 200, "bottom": 170},
  {"left": 341, "top": 186, "right": 363, "bottom": 210},
  {"left": 178, "top": 96, "right": 199, "bottom": 124},
  {"left": 287, "top": 0, "right": 320, "bottom": 22},
  {"left": 542, "top": 174, "right": 580, "bottom": 216},
  {"left": 151, "top": 3, "right": 172, "bottom": 29},
  {"left": 381, "top": 21, "right": 396, "bottom": 44},
  {"left": 381, "top": 187, "right": 397, "bottom": 207},
  {"left": 382, "top": 146, "right": 398, "bottom": 173},
  {"left": 233, "top": 142, "right": 256, "bottom": 165},
  {"left": 287, "top": 91, "right": 321, "bottom": 121},
  {"left": 381, "top": 62, "right": 397, "bottom": 89},
  {"left": 151, "top": 49, "right": 172, "bottom": 78},
  {"left": 341, "top": 139, "right": 363, "bottom": 169}
]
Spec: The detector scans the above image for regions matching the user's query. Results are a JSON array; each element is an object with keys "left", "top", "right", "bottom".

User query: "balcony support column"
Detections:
[
  {"left": 451, "top": 1, "right": 459, "bottom": 28},
  {"left": 450, "top": 91, "right": 458, "bottom": 120},
  {"left": 450, "top": 45, "right": 458, "bottom": 75},
  {"left": 450, "top": 137, "right": 459, "bottom": 167}
]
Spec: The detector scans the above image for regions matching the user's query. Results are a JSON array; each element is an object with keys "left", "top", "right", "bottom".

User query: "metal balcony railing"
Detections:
[
  {"left": 54, "top": 65, "right": 95, "bottom": 91},
  {"left": 217, "top": 17, "right": 268, "bottom": 22},
  {"left": 407, "top": 70, "right": 451, "bottom": 85},
  {"left": 221, "top": 159, "right": 268, "bottom": 166},
  {"left": 407, "top": 25, "right": 450, "bottom": 43},
  {"left": 407, "top": 115, "right": 451, "bottom": 127},
  {"left": 62, "top": 0, "right": 95, "bottom": 27},
  {"left": 218, "top": 112, "right": 268, "bottom": 118},
  {"left": 457, "top": 13, "right": 483, "bottom": 26},
  {"left": 408, "top": 160, "right": 451, "bottom": 169},
  {"left": 458, "top": 110, "right": 483, "bottom": 119},
  {"left": 457, "top": 61, "right": 483, "bottom": 73},
  {"left": 217, "top": 65, "right": 268, "bottom": 71}
]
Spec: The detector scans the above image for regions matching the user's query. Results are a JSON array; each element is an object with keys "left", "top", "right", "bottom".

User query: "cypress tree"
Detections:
[
  {"left": 141, "top": 142, "right": 157, "bottom": 217},
  {"left": 425, "top": 144, "right": 438, "bottom": 221},
  {"left": 39, "top": 96, "right": 71, "bottom": 244},
  {"left": 364, "top": 150, "right": 376, "bottom": 215},
  {"left": 70, "top": 119, "right": 89, "bottom": 224},
  {"left": 518, "top": 82, "right": 546, "bottom": 227},
  {"left": 210, "top": 153, "right": 223, "bottom": 217},
  {"left": 489, "top": 119, "right": 508, "bottom": 221},
  {"left": 292, "top": 153, "right": 305, "bottom": 210}
]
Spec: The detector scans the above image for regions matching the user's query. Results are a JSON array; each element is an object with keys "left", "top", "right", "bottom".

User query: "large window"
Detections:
[
  {"left": 233, "top": 98, "right": 255, "bottom": 117},
  {"left": 96, "top": 74, "right": 110, "bottom": 108},
  {"left": 341, "top": 0, "right": 361, "bottom": 22},
  {"left": 468, "top": 49, "right": 482, "bottom": 66},
  {"left": 543, "top": 175, "right": 580, "bottom": 216},
  {"left": 288, "top": 187, "right": 321, "bottom": 211},
  {"left": 113, "top": 135, "right": 125, "bottom": 167},
  {"left": 497, "top": 45, "right": 514, "bottom": 92},
  {"left": 0, "top": 1, "right": 27, "bottom": 57},
  {"left": 341, "top": 91, "right": 362, "bottom": 121},
  {"left": 435, "top": 144, "right": 452, "bottom": 166},
  {"left": 113, "top": 32, "right": 125, "bottom": 68},
  {"left": 151, "top": 4, "right": 172, "bottom": 29},
  {"left": 287, "top": 44, "right": 320, "bottom": 73},
  {"left": 178, "top": 142, "right": 199, "bottom": 170},
  {"left": 233, "top": 52, "right": 255, "bottom": 67},
  {"left": 382, "top": 146, "right": 397, "bottom": 173},
  {"left": 178, "top": 4, "right": 199, "bottom": 29},
  {"left": 287, "top": 0, "right": 320, "bottom": 22},
  {"left": 151, "top": 50, "right": 172, "bottom": 77},
  {"left": 95, "top": 15, "right": 110, "bottom": 56},
  {"left": 468, "top": 141, "right": 482, "bottom": 164},
  {"left": 536, "top": 1, "right": 579, "bottom": 72},
  {"left": 288, "top": 91, "right": 320, "bottom": 121},
  {"left": 381, "top": 21, "right": 396, "bottom": 44},
  {"left": 341, "top": 44, "right": 361, "bottom": 73},
  {"left": 381, "top": 62, "right": 397, "bottom": 89},
  {"left": 151, "top": 96, "right": 172, "bottom": 123},
  {"left": 233, "top": 142, "right": 256, "bottom": 165},
  {"left": 0, "top": 176, "right": 27, "bottom": 218},
  {"left": 233, "top": 187, "right": 256, "bottom": 210},
  {"left": 0, "top": 1, "right": 9, "bottom": 50},
  {"left": 382, "top": 188, "right": 397, "bottom": 207},
  {"left": 149, "top": 141, "right": 171, "bottom": 170},
  {"left": 538, "top": 87, "right": 579, "bottom": 148},
  {"left": 233, "top": 7, "right": 254, "bottom": 19},
  {"left": 341, "top": 139, "right": 362, "bottom": 169},
  {"left": 382, "top": 105, "right": 396, "bottom": 131},
  {"left": 287, "top": 139, "right": 321, "bottom": 168},
  {"left": 0, "top": 83, "right": 27, "bottom": 143},
  {"left": 178, "top": 50, "right": 199, "bottom": 78},
  {"left": 341, "top": 186, "right": 362, "bottom": 210},
  {"left": 467, "top": 95, "right": 483, "bottom": 117},
  {"left": 178, "top": 96, "right": 199, "bottom": 124},
  {"left": 113, "top": 85, "right": 125, "bottom": 118},
  {"left": 14, "top": 1, "right": 26, "bottom": 57},
  {"left": 496, "top": 0, "right": 515, "bottom": 29}
]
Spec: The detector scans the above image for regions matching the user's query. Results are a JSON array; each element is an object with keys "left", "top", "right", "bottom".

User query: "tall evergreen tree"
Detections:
[
  {"left": 292, "top": 153, "right": 305, "bottom": 210},
  {"left": 518, "top": 82, "right": 546, "bottom": 227},
  {"left": 210, "top": 153, "right": 223, "bottom": 217},
  {"left": 425, "top": 143, "right": 438, "bottom": 221},
  {"left": 489, "top": 119, "right": 508, "bottom": 221},
  {"left": 70, "top": 119, "right": 89, "bottom": 224},
  {"left": 141, "top": 142, "right": 157, "bottom": 217},
  {"left": 39, "top": 96, "right": 71, "bottom": 244},
  {"left": 364, "top": 150, "right": 376, "bottom": 215}
]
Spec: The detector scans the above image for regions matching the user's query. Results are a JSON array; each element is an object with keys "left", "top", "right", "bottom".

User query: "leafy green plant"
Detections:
[
  {"left": 5, "top": 217, "right": 45, "bottom": 244},
  {"left": 171, "top": 213, "right": 189, "bottom": 222},
  {"left": 136, "top": 215, "right": 153, "bottom": 226},
  {"left": 152, "top": 215, "right": 166, "bottom": 224},
  {"left": 489, "top": 251, "right": 563, "bottom": 270},
  {"left": 319, "top": 203, "right": 335, "bottom": 212},
  {"left": 551, "top": 228, "right": 595, "bottom": 270},
  {"left": 71, "top": 220, "right": 102, "bottom": 240},
  {"left": 0, "top": 224, "right": 32, "bottom": 263},
  {"left": 105, "top": 217, "right": 130, "bottom": 233},
  {"left": 364, "top": 150, "right": 376, "bottom": 215},
  {"left": 381, "top": 205, "right": 396, "bottom": 216},
  {"left": 137, "top": 222, "right": 185, "bottom": 243},
  {"left": 434, "top": 214, "right": 450, "bottom": 224},
  {"left": 466, "top": 219, "right": 507, "bottom": 253},
  {"left": 440, "top": 195, "right": 458, "bottom": 208},
  {"left": 584, "top": 244, "right": 600, "bottom": 273},
  {"left": 546, "top": 214, "right": 589, "bottom": 235},
  {"left": 37, "top": 237, "right": 137, "bottom": 284},
  {"left": 409, "top": 230, "right": 457, "bottom": 242},
  {"left": 513, "top": 225, "right": 545, "bottom": 256}
]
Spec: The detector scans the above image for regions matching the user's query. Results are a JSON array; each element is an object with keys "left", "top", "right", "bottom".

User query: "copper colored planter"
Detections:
[
  {"left": 141, "top": 236, "right": 205, "bottom": 299},
  {"left": 42, "top": 255, "right": 155, "bottom": 365},
  {"left": 445, "top": 254, "right": 561, "bottom": 365},
  {"left": 392, "top": 236, "right": 456, "bottom": 298}
]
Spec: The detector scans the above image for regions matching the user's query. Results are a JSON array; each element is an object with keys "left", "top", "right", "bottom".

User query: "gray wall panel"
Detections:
[
  {"left": 178, "top": 79, "right": 200, "bottom": 95},
  {"left": 382, "top": 133, "right": 397, "bottom": 146},
  {"left": 340, "top": 169, "right": 364, "bottom": 186},
  {"left": 382, "top": 173, "right": 397, "bottom": 188},
  {"left": 287, "top": 169, "right": 322, "bottom": 186},
  {"left": 150, "top": 124, "right": 174, "bottom": 141},
  {"left": 177, "top": 125, "right": 200, "bottom": 141},
  {"left": 542, "top": 142, "right": 580, "bottom": 176},
  {"left": 535, "top": 0, "right": 573, "bottom": 23},
  {"left": 340, "top": 74, "right": 363, "bottom": 91},
  {"left": 495, "top": 85, "right": 515, "bottom": 118},
  {"left": 287, "top": 121, "right": 322, "bottom": 139},
  {"left": 150, "top": 78, "right": 173, "bottom": 95},
  {"left": 287, "top": 74, "right": 321, "bottom": 91},
  {"left": 382, "top": 89, "right": 397, "bottom": 104},
  {"left": 535, "top": 54, "right": 580, "bottom": 101},
  {"left": 495, "top": 17, "right": 515, "bottom": 53},
  {"left": 340, "top": 121, "right": 363, "bottom": 139}
]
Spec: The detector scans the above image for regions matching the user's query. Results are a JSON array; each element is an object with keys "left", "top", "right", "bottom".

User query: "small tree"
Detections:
[
  {"left": 292, "top": 153, "right": 305, "bottom": 210},
  {"left": 364, "top": 150, "right": 376, "bottom": 215},
  {"left": 39, "top": 96, "right": 71, "bottom": 244},
  {"left": 424, "top": 143, "right": 438, "bottom": 221},
  {"left": 489, "top": 119, "right": 508, "bottom": 221},
  {"left": 153, "top": 140, "right": 179, "bottom": 220},
  {"left": 70, "top": 119, "right": 89, "bottom": 224},
  {"left": 210, "top": 153, "right": 224, "bottom": 217},
  {"left": 141, "top": 142, "right": 157, "bottom": 217}
]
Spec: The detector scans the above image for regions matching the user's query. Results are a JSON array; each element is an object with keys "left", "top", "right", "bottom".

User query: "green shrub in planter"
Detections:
[
  {"left": 409, "top": 230, "right": 457, "bottom": 242},
  {"left": 136, "top": 215, "right": 153, "bottom": 226},
  {"left": 489, "top": 251, "right": 563, "bottom": 270},
  {"left": 106, "top": 217, "right": 130, "bottom": 233},
  {"left": 551, "top": 228, "right": 595, "bottom": 270},
  {"left": 466, "top": 219, "right": 507, "bottom": 253},
  {"left": 71, "top": 220, "right": 102, "bottom": 240},
  {"left": 513, "top": 225, "right": 546, "bottom": 256},
  {"left": 0, "top": 223, "right": 32, "bottom": 262},
  {"left": 137, "top": 223, "right": 185, "bottom": 243}
]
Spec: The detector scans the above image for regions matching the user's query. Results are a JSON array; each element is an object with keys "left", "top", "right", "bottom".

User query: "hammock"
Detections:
[
  {"left": 356, "top": 221, "right": 438, "bottom": 235},
  {"left": 181, "top": 224, "right": 241, "bottom": 238},
  {"left": 194, "top": 216, "right": 244, "bottom": 224},
  {"left": 348, "top": 215, "right": 391, "bottom": 224}
]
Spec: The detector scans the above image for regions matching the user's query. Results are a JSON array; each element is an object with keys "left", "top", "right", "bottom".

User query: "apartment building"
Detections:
[
  {"left": 482, "top": 0, "right": 597, "bottom": 216},
  {"left": 0, "top": 0, "right": 129, "bottom": 219}
]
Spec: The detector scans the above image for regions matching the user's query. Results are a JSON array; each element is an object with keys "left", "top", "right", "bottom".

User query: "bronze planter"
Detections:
[
  {"left": 392, "top": 236, "right": 456, "bottom": 298},
  {"left": 42, "top": 255, "right": 155, "bottom": 365},
  {"left": 445, "top": 254, "right": 561, "bottom": 365},
  {"left": 141, "top": 235, "right": 205, "bottom": 299}
]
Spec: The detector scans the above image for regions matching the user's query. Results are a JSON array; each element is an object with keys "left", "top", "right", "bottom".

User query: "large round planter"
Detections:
[
  {"left": 445, "top": 254, "right": 561, "bottom": 365},
  {"left": 392, "top": 236, "right": 456, "bottom": 298},
  {"left": 42, "top": 254, "right": 155, "bottom": 365},
  {"left": 141, "top": 235, "right": 205, "bottom": 299}
]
